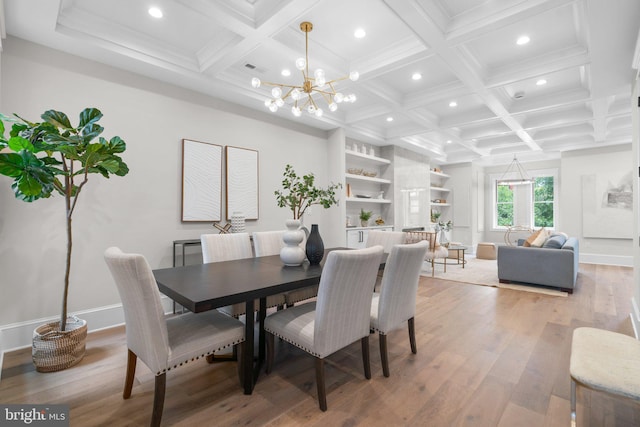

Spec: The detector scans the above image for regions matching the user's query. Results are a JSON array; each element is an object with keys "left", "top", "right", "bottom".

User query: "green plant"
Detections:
[
  {"left": 0, "top": 108, "right": 129, "bottom": 331},
  {"left": 359, "top": 208, "right": 372, "bottom": 221},
  {"left": 274, "top": 164, "right": 342, "bottom": 219}
]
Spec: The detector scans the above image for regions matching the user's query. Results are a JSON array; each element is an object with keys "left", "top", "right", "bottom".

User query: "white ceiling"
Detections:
[{"left": 2, "top": 0, "right": 640, "bottom": 166}]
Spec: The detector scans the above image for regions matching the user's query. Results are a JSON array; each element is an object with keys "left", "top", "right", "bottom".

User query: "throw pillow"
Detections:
[
  {"left": 530, "top": 228, "right": 549, "bottom": 247},
  {"left": 550, "top": 231, "right": 569, "bottom": 240},
  {"left": 523, "top": 228, "right": 544, "bottom": 247},
  {"left": 543, "top": 234, "right": 567, "bottom": 249}
]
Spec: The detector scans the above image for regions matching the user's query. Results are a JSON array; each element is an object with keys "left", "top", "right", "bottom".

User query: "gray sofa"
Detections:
[{"left": 497, "top": 237, "right": 579, "bottom": 293}]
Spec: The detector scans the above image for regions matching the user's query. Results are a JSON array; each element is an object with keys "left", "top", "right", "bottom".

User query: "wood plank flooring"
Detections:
[{"left": 1, "top": 263, "right": 639, "bottom": 426}]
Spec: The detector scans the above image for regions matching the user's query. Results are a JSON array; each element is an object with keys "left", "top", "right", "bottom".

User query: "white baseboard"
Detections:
[
  {"left": 0, "top": 297, "right": 175, "bottom": 382},
  {"left": 631, "top": 298, "right": 640, "bottom": 339},
  {"left": 579, "top": 253, "right": 633, "bottom": 267}
]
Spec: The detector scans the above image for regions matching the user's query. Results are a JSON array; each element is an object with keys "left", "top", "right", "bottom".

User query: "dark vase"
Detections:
[{"left": 305, "top": 224, "right": 324, "bottom": 265}]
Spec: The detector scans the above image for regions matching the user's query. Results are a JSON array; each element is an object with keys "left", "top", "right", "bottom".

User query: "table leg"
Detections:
[
  {"left": 462, "top": 250, "right": 465, "bottom": 268},
  {"left": 243, "top": 299, "right": 255, "bottom": 395},
  {"left": 258, "top": 298, "right": 267, "bottom": 363}
]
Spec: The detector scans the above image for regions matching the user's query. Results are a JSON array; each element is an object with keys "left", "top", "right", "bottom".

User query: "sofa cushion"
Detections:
[
  {"left": 543, "top": 234, "right": 567, "bottom": 249},
  {"left": 523, "top": 228, "right": 544, "bottom": 247}
]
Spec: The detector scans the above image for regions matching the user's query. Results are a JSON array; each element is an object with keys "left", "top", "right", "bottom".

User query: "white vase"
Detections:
[
  {"left": 230, "top": 211, "right": 246, "bottom": 233},
  {"left": 280, "top": 219, "right": 306, "bottom": 266}
]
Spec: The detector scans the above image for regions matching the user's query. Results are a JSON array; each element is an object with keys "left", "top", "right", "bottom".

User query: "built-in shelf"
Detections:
[
  {"left": 346, "top": 197, "right": 392, "bottom": 204},
  {"left": 346, "top": 150, "right": 391, "bottom": 165},
  {"left": 430, "top": 170, "right": 450, "bottom": 179},
  {"left": 346, "top": 173, "right": 391, "bottom": 184},
  {"left": 430, "top": 186, "right": 450, "bottom": 192},
  {"left": 431, "top": 202, "right": 451, "bottom": 206}
]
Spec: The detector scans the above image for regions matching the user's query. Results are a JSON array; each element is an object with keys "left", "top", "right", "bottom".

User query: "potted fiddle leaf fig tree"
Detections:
[{"left": 0, "top": 108, "right": 129, "bottom": 372}]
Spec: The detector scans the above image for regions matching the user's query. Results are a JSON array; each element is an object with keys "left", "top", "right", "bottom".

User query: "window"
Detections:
[
  {"left": 533, "top": 176, "right": 554, "bottom": 227},
  {"left": 491, "top": 169, "right": 557, "bottom": 230},
  {"left": 496, "top": 184, "right": 514, "bottom": 227}
]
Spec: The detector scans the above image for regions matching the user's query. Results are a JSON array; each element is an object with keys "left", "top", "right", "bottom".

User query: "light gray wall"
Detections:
[
  {"left": 0, "top": 38, "right": 341, "bottom": 330},
  {"left": 392, "top": 147, "right": 430, "bottom": 230}
]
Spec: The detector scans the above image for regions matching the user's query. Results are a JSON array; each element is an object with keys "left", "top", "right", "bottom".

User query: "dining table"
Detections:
[{"left": 153, "top": 248, "right": 364, "bottom": 395}]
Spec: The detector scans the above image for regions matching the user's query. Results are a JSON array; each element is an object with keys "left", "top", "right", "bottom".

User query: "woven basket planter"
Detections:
[{"left": 32, "top": 316, "right": 87, "bottom": 373}]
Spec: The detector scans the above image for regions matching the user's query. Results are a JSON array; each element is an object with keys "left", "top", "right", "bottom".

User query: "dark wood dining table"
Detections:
[{"left": 153, "top": 250, "right": 339, "bottom": 395}]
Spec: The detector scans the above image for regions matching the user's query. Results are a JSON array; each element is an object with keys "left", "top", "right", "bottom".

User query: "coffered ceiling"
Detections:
[{"left": 2, "top": 0, "right": 639, "bottom": 166}]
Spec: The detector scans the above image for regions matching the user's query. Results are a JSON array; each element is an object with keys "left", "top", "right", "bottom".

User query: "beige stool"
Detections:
[
  {"left": 476, "top": 242, "right": 496, "bottom": 260},
  {"left": 570, "top": 327, "right": 640, "bottom": 426}
]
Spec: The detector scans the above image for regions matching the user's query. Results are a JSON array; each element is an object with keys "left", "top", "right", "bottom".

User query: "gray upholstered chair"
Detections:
[
  {"left": 406, "top": 230, "right": 448, "bottom": 276},
  {"left": 370, "top": 240, "right": 429, "bottom": 377},
  {"left": 252, "top": 230, "right": 318, "bottom": 307},
  {"left": 366, "top": 230, "right": 406, "bottom": 291},
  {"left": 104, "top": 247, "right": 244, "bottom": 427},
  {"left": 264, "top": 246, "right": 384, "bottom": 411},
  {"left": 201, "top": 233, "right": 286, "bottom": 316},
  {"left": 366, "top": 230, "right": 406, "bottom": 253},
  {"left": 570, "top": 327, "right": 640, "bottom": 426}
]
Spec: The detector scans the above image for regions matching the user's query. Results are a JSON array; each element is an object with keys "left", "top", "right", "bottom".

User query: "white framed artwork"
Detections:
[
  {"left": 181, "top": 139, "right": 222, "bottom": 222},
  {"left": 582, "top": 171, "right": 633, "bottom": 239},
  {"left": 225, "top": 146, "right": 259, "bottom": 220}
]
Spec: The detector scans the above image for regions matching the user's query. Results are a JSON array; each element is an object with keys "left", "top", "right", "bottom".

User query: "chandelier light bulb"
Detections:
[
  {"left": 268, "top": 103, "right": 278, "bottom": 112},
  {"left": 291, "top": 106, "right": 302, "bottom": 117},
  {"left": 271, "top": 87, "right": 282, "bottom": 98},
  {"left": 275, "top": 98, "right": 284, "bottom": 107},
  {"left": 264, "top": 99, "right": 272, "bottom": 107},
  {"left": 349, "top": 71, "right": 359, "bottom": 81},
  {"left": 291, "top": 88, "right": 301, "bottom": 100},
  {"left": 315, "top": 108, "right": 324, "bottom": 117},
  {"left": 334, "top": 93, "right": 344, "bottom": 103},
  {"left": 328, "top": 102, "right": 338, "bottom": 112},
  {"left": 251, "top": 77, "right": 261, "bottom": 88},
  {"left": 316, "top": 77, "right": 326, "bottom": 88},
  {"left": 314, "top": 69, "right": 325, "bottom": 79},
  {"left": 295, "top": 58, "right": 306, "bottom": 70}
]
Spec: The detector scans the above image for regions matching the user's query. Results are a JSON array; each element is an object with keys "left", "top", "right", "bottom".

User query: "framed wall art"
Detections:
[
  {"left": 181, "top": 139, "right": 222, "bottom": 222},
  {"left": 225, "top": 146, "right": 259, "bottom": 220}
]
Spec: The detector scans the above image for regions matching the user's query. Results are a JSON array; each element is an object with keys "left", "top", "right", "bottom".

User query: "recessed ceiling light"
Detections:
[
  {"left": 281, "top": 69, "right": 291, "bottom": 77},
  {"left": 386, "top": 117, "right": 394, "bottom": 122},
  {"left": 536, "top": 79, "right": 547, "bottom": 86},
  {"left": 148, "top": 7, "right": 163, "bottom": 18},
  {"left": 449, "top": 101, "right": 457, "bottom": 108},
  {"left": 354, "top": 28, "right": 366, "bottom": 39},
  {"left": 412, "top": 73, "right": 422, "bottom": 81},
  {"left": 446, "top": 140, "right": 452, "bottom": 144},
  {"left": 516, "top": 35, "right": 530, "bottom": 45}
]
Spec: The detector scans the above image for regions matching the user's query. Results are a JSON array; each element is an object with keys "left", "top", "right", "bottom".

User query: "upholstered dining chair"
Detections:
[
  {"left": 104, "top": 247, "right": 245, "bottom": 427},
  {"left": 569, "top": 327, "right": 640, "bottom": 426},
  {"left": 406, "top": 230, "right": 448, "bottom": 277},
  {"left": 201, "top": 233, "right": 286, "bottom": 317},
  {"left": 370, "top": 240, "right": 429, "bottom": 377},
  {"left": 366, "top": 230, "right": 407, "bottom": 291},
  {"left": 264, "top": 245, "right": 384, "bottom": 411},
  {"left": 366, "top": 230, "right": 407, "bottom": 253},
  {"left": 252, "top": 230, "right": 318, "bottom": 307}
]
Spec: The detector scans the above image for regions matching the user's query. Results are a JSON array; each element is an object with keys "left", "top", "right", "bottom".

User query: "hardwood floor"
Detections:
[{"left": 2, "top": 263, "right": 639, "bottom": 426}]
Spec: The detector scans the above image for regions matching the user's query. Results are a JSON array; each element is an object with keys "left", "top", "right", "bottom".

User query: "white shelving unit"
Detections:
[
  {"left": 430, "top": 169, "right": 451, "bottom": 223},
  {"left": 344, "top": 145, "right": 393, "bottom": 243}
]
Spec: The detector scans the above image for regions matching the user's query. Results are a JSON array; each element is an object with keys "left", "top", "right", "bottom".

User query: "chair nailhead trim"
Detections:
[
  {"left": 156, "top": 338, "right": 245, "bottom": 375},
  {"left": 265, "top": 330, "right": 320, "bottom": 358}
]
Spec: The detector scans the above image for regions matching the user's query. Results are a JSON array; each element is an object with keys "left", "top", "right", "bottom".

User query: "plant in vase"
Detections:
[
  {"left": 359, "top": 208, "right": 373, "bottom": 227},
  {"left": 436, "top": 220, "right": 453, "bottom": 247},
  {"left": 0, "top": 108, "right": 129, "bottom": 371},
  {"left": 274, "top": 164, "right": 342, "bottom": 265}
]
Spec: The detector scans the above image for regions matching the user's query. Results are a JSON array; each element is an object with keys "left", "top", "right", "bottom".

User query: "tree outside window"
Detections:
[
  {"left": 496, "top": 184, "right": 514, "bottom": 227},
  {"left": 533, "top": 176, "right": 554, "bottom": 227}
]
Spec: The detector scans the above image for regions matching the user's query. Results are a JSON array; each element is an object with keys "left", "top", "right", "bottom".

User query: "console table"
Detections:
[{"left": 173, "top": 239, "right": 201, "bottom": 267}]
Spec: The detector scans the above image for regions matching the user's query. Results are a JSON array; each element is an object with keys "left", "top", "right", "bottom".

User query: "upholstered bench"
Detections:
[{"left": 476, "top": 242, "right": 496, "bottom": 260}]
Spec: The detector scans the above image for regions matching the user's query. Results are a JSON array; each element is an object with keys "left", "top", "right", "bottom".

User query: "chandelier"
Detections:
[
  {"left": 250, "top": 21, "right": 359, "bottom": 118},
  {"left": 497, "top": 155, "right": 534, "bottom": 185}
]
